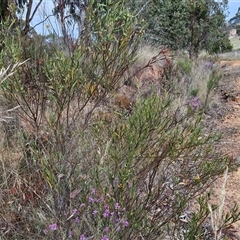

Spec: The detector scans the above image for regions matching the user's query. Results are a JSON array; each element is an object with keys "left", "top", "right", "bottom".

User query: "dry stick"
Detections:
[
  {"left": 208, "top": 166, "right": 228, "bottom": 240},
  {"left": 135, "top": 0, "right": 152, "bottom": 18},
  {"left": 22, "top": 0, "right": 43, "bottom": 35}
]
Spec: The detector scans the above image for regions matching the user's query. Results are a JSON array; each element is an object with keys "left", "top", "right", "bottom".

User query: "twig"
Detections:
[{"left": 135, "top": 0, "right": 152, "bottom": 18}]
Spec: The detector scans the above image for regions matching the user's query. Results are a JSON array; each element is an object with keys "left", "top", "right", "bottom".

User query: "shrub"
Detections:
[{"left": 0, "top": 4, "right": 239, "bottom": 240}]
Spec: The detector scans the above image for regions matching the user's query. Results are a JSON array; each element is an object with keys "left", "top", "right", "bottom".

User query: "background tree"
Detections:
[
  {"left": 0, "top": 0, "right": 43, "bottom": 36},
  {"left": 0, "top": 0, "right": 27, "bottom": 21},
  {"left": 229, "top": 7, "right": 240, "bottom": 26},
  {"left": 236, "top": 25, "right": 240, "bottom": 36},
  {"left": 129, "top": 0, "right": 231, "bottom": 57}
]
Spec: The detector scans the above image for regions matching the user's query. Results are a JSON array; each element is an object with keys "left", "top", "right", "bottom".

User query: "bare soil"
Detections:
[{"left": 207, "top": 59, "right": 240, "bottom": 239}]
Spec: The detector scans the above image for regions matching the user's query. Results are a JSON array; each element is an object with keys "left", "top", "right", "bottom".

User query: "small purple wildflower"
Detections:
[
  {"left": 191, "top": 97, "right": 202, "bottom": 108},
  {"left": 80, "top": 234, "right": 86, "bottom": 240},
  {"left": 49, "top": 223, "right": 57, "bottom": 231},
  {"left": 123, "top": 220, "right": 129, "bottom": 227},
  {"left": 110, "top": 212, "right": 115, "bottom": 217},
  {"left": 93, "top": 210, "right": 98, "bottom": 215},
  {"left": 75, "top": 217, "right": 80, "bottom": 223},
  {"left": 187, "top": 97, "right": 202, "bottom": 110},
  {"left": 115, "top": 218, "right": 120, "bottom": 224},
  {"left": 88, "top": 197, "right": 94, "bottom": 203},
  {"left": 80, "top": 203, "right": 86, "bottom": 208},
  {"left": 103, "top": 209, "right": 110, "bottom": 218},
  {"left": 102, "top": 235, "right": 109, "bottom": 240},
  {"left": 104, "top": 227, "right": 109, "bottom": 233},
  {"left": 68, "top": 231, "right": 73, "bottom": 238},
  {"left": 116, "top": 226, "right": 121, "bottom": 231},
  {"left": 73, "top": 208, "right": 78, "bottom": 215},
  {"left": 114, "top": 203, "right": 120, "bottom": 210},
  {"left": 166, "top": 189, "right": 172, "bottom": 195},
  {"left": 43, "top": 229, "right": 48, "bottom": 235}
]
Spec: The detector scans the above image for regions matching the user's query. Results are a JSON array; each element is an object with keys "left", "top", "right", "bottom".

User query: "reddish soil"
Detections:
[{"left": 209, "top": 59, "right": 240, "bottom": 239}]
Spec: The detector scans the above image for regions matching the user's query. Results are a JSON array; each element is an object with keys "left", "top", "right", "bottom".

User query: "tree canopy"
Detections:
[
  {"left": 129, "top": 0, "right": 231, "bottom": 57},
  {"left": 0, "top": 0, "right": 27, "bottom": 21},
  {"left": 229, "top": 7, "right": 240, "bottom": 26},
  {"left": 0, "top": 0, "right": 232, "bottom": 56}
]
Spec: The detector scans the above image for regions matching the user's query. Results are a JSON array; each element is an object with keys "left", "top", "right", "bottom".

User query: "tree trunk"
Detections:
[{"left": 0, "top": 0, "right": 11, "bottom": 21}]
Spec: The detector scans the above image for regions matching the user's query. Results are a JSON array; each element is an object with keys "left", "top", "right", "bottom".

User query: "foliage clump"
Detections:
[{"left": 129, "top": 0, "right": 232, "bottom": 58}]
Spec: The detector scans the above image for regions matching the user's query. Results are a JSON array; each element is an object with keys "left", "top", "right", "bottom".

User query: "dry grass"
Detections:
[{"left": 208, "top": 167, "right": 228, "bottom": 240}]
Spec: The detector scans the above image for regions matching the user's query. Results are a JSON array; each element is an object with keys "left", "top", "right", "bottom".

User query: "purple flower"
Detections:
[
  {"left": 88, "top": 197, "right": 94, "bottom": 203},
  {"left": 80, "top": 234, "right": 86, "bottom": 240},
  {"left": 80, "top": 203, "right": 86, "bottom": 208},
  {"left": 110, "top": 212, "right": 115, "bottom": 217},
  {"left": 102, "top": 235, "right": 109, "bottom": 240},
  {"left": 116, "top": 226, "right": 121, "bottom": 231},
  {"left": 104, "top": 227, "right": 109, "bottom": 233},
  {"left": 75, "top": 217, "right": 80, "bottom": 223},
  {"left": 43, "top": 229, "right": 48, "bottom": 235},
  {"left": 123, "top": 220, "right": 129, "bottom": 227},
  {"left": 49, "top": 223, "right": 57, "bottom": 231},
  {"left": 191, "top": 97, "right": 202, "bottom": 107},
  {"left": 114, "top": 203, "right": 120, "bottom": 210},
  {"left": 68, "top": 231, "right": 73, "bottom": 238},
  {"left": 166, "top": 189, "right": 172, "bottom": 195},
  {"left": 73, "top": 208, "right": 78, "bottom": 215},
  {"left": 93, "top": 210, "right": 98, "bottom": 215},
  {"left": 103, "top": 209, "right": 110, "bottom": 218},
  {"left": 187, "top": 97, "right": 202, "bottom": 110}
]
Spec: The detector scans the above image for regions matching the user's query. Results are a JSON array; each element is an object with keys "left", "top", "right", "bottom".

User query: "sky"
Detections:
[
  {"left": 227, "top": 1, "right": 240, "bottom": 20},
  {"left": 28, "top": 0, "right": 55, "bottom": 35},
  {"left": 28, "top": 0, "right": 240, "bottom": 35}
]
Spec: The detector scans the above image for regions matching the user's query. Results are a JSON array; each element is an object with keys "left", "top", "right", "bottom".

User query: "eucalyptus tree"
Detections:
[
  {"left": 129, "top": 0, "right": 232, "bottom": 57},
  {"left": 229, "top": 7, "right": 240, "bottom": 26},
  {"left": 0, "top": 0, "right": 43, "bottom": 36}
]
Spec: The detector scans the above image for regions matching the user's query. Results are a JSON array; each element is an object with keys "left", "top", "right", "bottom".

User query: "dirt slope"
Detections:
[{"left": 209, "top": 60, "right": 240, "bottom": 239}]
